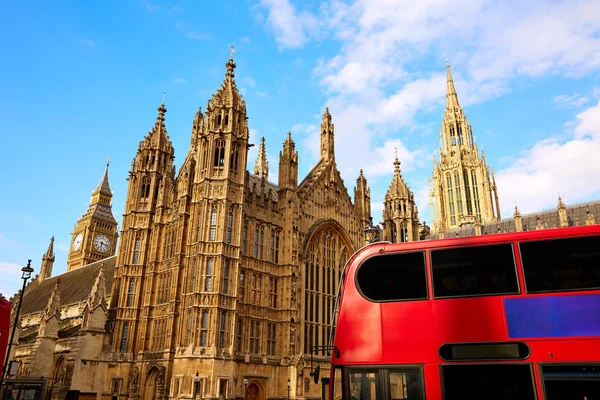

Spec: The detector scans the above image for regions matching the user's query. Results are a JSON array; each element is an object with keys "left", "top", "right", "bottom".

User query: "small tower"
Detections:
[
  {"left": 557, "top": 195, "right": 568, "bottom": 227},
  {"left": 382, "top": 151, "right": 419, "bottom": 242},
  {"left": 320, "top": 108, "right": 335, "bottom": 161},
  {"left": 514, "top": 205, "right": 523, "bottom": 232},
  {"left": 39, "top": 236, "right": 55, "bottom": 282},
  {"left": 278, "top": 132, "right": 299, "bottom": 191},
  {"left": 353, "top": 170, "right": 371, "bottom": 229},
  {"left": 254, "top": 137, "right": 269, "bottom": 180},
  {"left": 67, "top": 160, "right": 119, "bottom": 271}
]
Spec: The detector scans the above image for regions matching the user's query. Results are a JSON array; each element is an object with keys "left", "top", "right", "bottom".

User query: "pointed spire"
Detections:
[
  {"left": 446, "top": 59, "right": 460, "bottom": 111},
  {"left": 558, "top": 193, "right": 566, "bottom": 209},
  {"left": 393, "top": 147, "right": 401, "bottom": 174},
  {"left": 88, "top": 263, "right": 106, "bottom": 309},
  {"left": 44, "top": 236, "right": 55, "bottom": 260},
  {"left": 226, "top": 45, "right": 236, "bottom": 81},
  {"left": 513, "top": 204, "right": 521, "bottom": 218},
  {"left": 93, "top": 157, "right": 112, "bottom": 196},
  {"left": 44, "top": 279, "right": 61, "bottom": 320},
  {"left": 254, "top": 136, "right": 269, "bottom": 180},
  {"left": 323, "top": 107, "right": 332, "bottom": 121}
]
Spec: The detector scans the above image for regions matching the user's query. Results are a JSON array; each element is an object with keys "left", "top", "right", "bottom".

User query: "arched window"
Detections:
[
  {"left": 230, "top": 142, "right": 240, "bottom": 172},
  {"left": 214, "top": 139, "right": 226, "bottom": 167},
  {"left": 450, "top": 126, "right": 456, "bottom": 146},
  {"left": 454, "top": 171, "right": 463, "bottom": 215},
  {"left": 446, "top": 173, "right": 456, "bottom": 226},
  {"left": 224, "top": 114, "right": 229, "bottom": 127},
  {"left": 204, "top": 259, "right": 213, "bottom": 291},
  {"left": 132, "top": 238, "right": 141, "bottom": 264},
  {"left": 141, "top": 177, "right": 151, "bottom": 198},
  {"left": 196, "top": 212, "right": 202, "bottom": 242},
  {"left": 120, "top": 322, "right": 129, "bottom": 352},
  {"left": 200, "top": 310, "right": 209, "bottom": 346},
  {"left": 463, "top": 169, "right": 473, "bottom": 215},
  {"left": 226, "top": 212, "right": 233, "bottom": 244},
  {"left": 126, "top": 278, "right": 135, "bottom": 307},
  {"left": 254, "top": 228, "right": 259, "bottom": 258},
  {"left": 259, "top": 229, "right": 264, "bottom": 259},
  {"left": 209, "top": 209, "right": 217, "bottom": 241},
  {"left": 241, "top": 224, "right": 247, "bottom": 255}
]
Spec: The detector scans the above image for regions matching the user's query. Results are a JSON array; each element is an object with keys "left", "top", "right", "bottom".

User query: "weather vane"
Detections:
[
  {"left": 230, "top": 45, "right": 235, "bottom": 59},
  {"left": 107, "top": 156, "right": 111, "bottom": 167},
  {"left": 395, "top": 147, "right": 398, "bottom": 159},
  {"left": 162, "top": 91, "right": 167, "bottom": 105}
]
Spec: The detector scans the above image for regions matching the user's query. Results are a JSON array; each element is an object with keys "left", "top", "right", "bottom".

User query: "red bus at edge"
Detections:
[{"left": 328, "top": 224, "right": 600, "bottom": 400}]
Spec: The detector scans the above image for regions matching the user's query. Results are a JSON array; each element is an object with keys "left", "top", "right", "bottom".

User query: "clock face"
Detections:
[
  {"left": 93, "top": 234, "right": 111, "bottom": 253},
  {"left": 72, "top": 233, "right": 83, "bottom": 251}
]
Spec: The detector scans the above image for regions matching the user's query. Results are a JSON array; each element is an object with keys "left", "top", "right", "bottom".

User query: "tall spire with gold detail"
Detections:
[
  {"left": 383, "top": 149, "right": 419, "bottom": 242},
  {"left": 430, "top": 60, "right": 500, "bottom": 234},
  {"left": 254, "top": 137, "right": 269, "bottom": 180},
  {"left": 354, "top": 169, "right": 371, "bottom": 229}
]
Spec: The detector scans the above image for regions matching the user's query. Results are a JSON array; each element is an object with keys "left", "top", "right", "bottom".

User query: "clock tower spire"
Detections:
[{"left": 67, "top": 160, "right": 119, "bottom": 271}]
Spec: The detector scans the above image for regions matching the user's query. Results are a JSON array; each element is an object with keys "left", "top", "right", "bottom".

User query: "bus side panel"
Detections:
[
  {"left": 432, "top": 297, "right": 509, "bottom": 343},
  {"left": 381, "top": 300, "right": 438, "bottom": 364},
  {"left": 335, "top": 280, "right": 383, "bottom": 364}
]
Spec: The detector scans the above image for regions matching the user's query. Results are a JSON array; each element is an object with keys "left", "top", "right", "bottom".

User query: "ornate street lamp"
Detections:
[
  {"left": 193, "top": 372, "right": 200, "bottom": 400},
  {"left": 364, "top": 217, "right": 380, "bottom": 244},
  {"left": 287, "top": 378, "right": 291, "bottom": 400},
  {"left": 243, "top": 378, "right": 249, "bottom": 400},
  {"left": 0, "top": 260, "right": 34, "bottom": 387}
]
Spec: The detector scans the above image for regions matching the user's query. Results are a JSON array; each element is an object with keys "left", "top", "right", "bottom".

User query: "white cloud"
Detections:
[
  {"left": 255, "top": 92, "right": 270, "bottom": 98},
  {"left": 496, "top": 100, "right": 600, "bottom": 216},
  {"left": 552, "top": 94, "right": 589, "bottom": 108},
  {"left": 187, "top": 31, "right": 210, "bottom": 40},
  {"left": 0, "top": 261, "right": 25, "bottom": 298},
  {"left": 258, "top": 0, "right": 318, "bottom": 48}
]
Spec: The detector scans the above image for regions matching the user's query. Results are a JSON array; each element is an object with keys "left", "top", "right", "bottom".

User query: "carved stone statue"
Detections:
[{"left": 131, "top": 367, "right": 139, "bottom": 385}]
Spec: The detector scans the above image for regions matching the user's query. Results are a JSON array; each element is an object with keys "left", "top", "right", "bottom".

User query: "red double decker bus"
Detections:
[{"left": 327, "top": 225, "right": 600, "bottom": 400}]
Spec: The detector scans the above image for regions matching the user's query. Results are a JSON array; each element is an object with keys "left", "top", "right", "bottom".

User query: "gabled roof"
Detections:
[{"left": 20, "top": 256, "right": 116, "bottom": 315}]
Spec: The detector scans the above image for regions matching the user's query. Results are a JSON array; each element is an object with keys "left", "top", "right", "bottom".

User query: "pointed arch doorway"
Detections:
[
  {"left": 143, "top": 368, "right": 160, "bottom": 400},
  {"left": 246, "top": 382, "right": 261, "bottom": 400}
]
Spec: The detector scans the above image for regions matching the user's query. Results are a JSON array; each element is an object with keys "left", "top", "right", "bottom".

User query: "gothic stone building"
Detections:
[{"left": 102, "top": 54, "right": 373, "bottom": 400}]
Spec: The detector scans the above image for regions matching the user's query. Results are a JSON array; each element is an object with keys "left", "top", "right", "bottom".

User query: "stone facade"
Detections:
[
  {"left": 102, "top": 54, "right": 373, "bottom": 400},
  {"left": 429, "top": 61, "right": 500, "bottom": 234}
]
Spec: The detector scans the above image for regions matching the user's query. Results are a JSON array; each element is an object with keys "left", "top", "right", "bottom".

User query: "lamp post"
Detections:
[
  {"left": 243, "top": 378, "right": 248, "bottom": 400},
  {"left": 193, "top": 372, "right": 200, "bottom": 400},
  {"left": 364, "top": 217, "right": 380, "bottom": 244},
  {"left": 287, "top": 378, "right": 291, "bottom": 400},
  {"left": 0, "top": 260, "right": 34, "bottom": 387}
]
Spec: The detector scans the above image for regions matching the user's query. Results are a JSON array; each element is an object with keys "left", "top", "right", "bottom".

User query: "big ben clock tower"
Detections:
[{"left": 67, "top": 159, "right": 119, "bottom": 271}]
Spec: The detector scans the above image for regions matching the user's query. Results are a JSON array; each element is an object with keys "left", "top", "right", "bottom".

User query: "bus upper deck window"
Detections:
[
  {"left": 520, "top": 235, "right": 600, "bottom": 293},
  {"left": 356, "top": 252, "right": 427, "bottom": 302},
  {"left": 431, "top": 243, "right": 519, "bottom": 298}
]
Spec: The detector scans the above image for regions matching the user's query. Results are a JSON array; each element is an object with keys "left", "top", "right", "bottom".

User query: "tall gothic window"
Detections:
[
  {"left": 222, "top": 259, "right": 230, "bottom": 295},
  {"left": 238, "top": 270, "right": 246, "bottom": 301},
  {"left": 236, "top": 318, "right": 243, "bottom": 352},
  {"left": 189, "top": 258, "right": 198, "bottom": 293},
  {"left": 450, "top": 126, "right": 456, "bottom": 146},
  {"left": 267, "top": 323, "right": 276, "bottom": 356},
  {"left": 226, "top": 212, "right": 233, "bottom": 244},
  {"left": 251, "top": 273, "right": 262, "bottom": 305},
  {"left": 141, "top": 176, "right": 151, "bottom": 198},
  {"left": 126, "top": 278, "right": 135, "bottom": 307},
  {"left": 214, "top": 139, "right": 226, "bottom": 167},
  {"left": 249, "top": 320, "right": 260, "bottom": 353},
  {"left": 120, "top": 322, "right": 129, "bottom": 352},
  {"left": 218, "top": 310, "right": 227, "bottom": 348},
  {"left": 253, "top": 228, "right": 259, "bottom": 258},
  {"left": 304, "top": 227, "right": 349, "bottom": 355},
  {"left": 259, "top": 229, "right": 264, "bottom": 259},
  {"left": 269, "top": 277, "right": 278, "bottom": 308},
  {"left": 241, "top": 224, "right": 247, "bottom": 255},
  {"left": 132, "top": 238, "right": 141, "bottom": 264},
  {"left": 471, "top": 170, "right": 482, "bottom": 221},
  {"left": 209, "top": 209, "right": 217, "bottom": 241},
  {"left": 230, "top": 142, "right": 240, "bottom": 172},
  {"left": 196, "top": 211, "right": 202, "bottom": 242},
  {"left": 454, "top": 171, "right": 463, "bottom": 215},
  {"left": 457, "top": 125, "right": 463, "bottom": 144},
  {"left": 202, "top": 141, "right": 209, "bottom": 170},
  {"left": 446, "top": 173, "right": 456, "bottom": 226},
  {"left": 464, "top": 169, "right": 473, "bottom": 215},
  {"left": 204, "top": 259, "right": 214, "bottom": 291},
  {"left": 200, "top": 310, "right": 209, "bottom": 346}
]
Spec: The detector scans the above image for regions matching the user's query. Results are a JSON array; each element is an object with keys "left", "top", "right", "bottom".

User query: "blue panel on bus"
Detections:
[{"left": 504, "top": 294, "right": 600, "bottom": 339}]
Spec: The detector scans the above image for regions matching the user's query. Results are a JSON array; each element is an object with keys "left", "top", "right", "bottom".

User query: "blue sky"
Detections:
[{"left": 1, "top": 0, "right": 600, "bottom": 296}]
